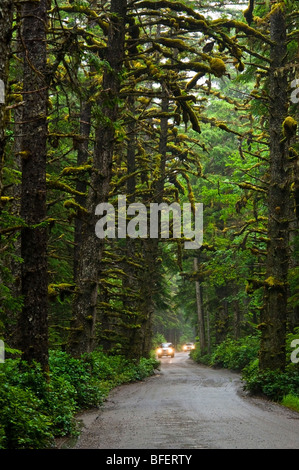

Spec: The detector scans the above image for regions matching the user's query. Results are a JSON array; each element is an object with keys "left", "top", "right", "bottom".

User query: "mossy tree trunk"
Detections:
[
  {"left": 68, "top": 0, "right": 127, "bottom": 356},
  {"left": 137, "top": 90, "right": 169, "bottom": 358},
  {"left": 0, "top": 0, "right": 13, "bottom": 197},
  {"left": 259, "top": 4, "right": 289, "bottom": 371},
  {"left": 18, "top": 0, "right": 49, "bottom": 369},
  {"left": 194, "top": 257, "right": 206, "bottom": 354},
  {"left": 73, "top": 100, "right": 91, "bottom": 282}
]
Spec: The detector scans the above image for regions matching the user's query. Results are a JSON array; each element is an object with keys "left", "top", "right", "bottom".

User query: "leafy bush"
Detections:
[
  {"left": 0, "top": 349, "right": 159, "bottom": 448},
  {"left": 281, "top": 394, "right": 299, "bottom": 413},
  {"left": 49, "top": 350, "right": 107, "bottom": 409},
  {"left": 242, "top": 360, "right": 299, "bottom": 401},
  {"left": 191, "top": 335, "right": 260, "bottom": 371},
  {"left": 0, "top": 368, "right": 54, "bottom": 449},
  {"left": 211, "top": 335, "right": 260, "bottom": 370},
  {"left": 241, "top": 329, "right": 299, "bottom": 402}
]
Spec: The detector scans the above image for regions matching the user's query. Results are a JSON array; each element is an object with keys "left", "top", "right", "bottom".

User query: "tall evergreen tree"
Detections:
[
  {"left": 0, "top": 0, "right": 13, "bottom": 197},
  {"left": 260, "top": 3, "right": 291, "bottom": 371},
  {"left": 17, "top": 0, "right": 49, "bottom": 369},
  {"left": 68, "top": 0, "right": 127, "bottom": 355}
]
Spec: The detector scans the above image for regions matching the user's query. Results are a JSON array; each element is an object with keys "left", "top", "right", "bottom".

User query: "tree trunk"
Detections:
[
  {"left": 68, "top": 0, "right": 127, "bottom": 356},
  {"left": 73, "top": 100, "right": 91, "bottom": 281},
  {"left": 121, "top": 97, "right": 140, "bottom": 358},
  {"left": 18, "top": 0, "right": 49, "bottom": 369},
  {"left": 194, "top": 257, "right": 206, "bottom": 354},
  {"left": 137, "top": 90, "right": 169, "bottom": 358},
  {"left": 259, "top": 4, "right": 289, "bottom": 371},
  {"left": 0, "top": 0, "right": 13, "bottom": 197},
  {"left": 73, "top": 8, "right": 96, "bottom": 283}
]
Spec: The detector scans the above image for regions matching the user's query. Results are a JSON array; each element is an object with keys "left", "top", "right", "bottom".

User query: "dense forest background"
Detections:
[{"left": 0, "top": 0, "right": 299, "bottom": 448}]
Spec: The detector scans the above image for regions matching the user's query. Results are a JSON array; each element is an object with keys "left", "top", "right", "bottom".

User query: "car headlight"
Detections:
[
  {"left": 183, "top": 345, "right": 187, "bottom": 350},
  {"left": 157, "top": 348, "right": 162, "bottom": 354},
  {"left": 192, "top": 345, "right": 195, "bottom": 349},
  {"left": 168, "top": 348, "right": 173, "bottom": 353}
]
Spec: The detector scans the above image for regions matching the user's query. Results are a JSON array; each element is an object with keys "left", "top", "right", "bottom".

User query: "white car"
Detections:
[
  {"left": 157, "top": 343, "right": 175, "bottom": 358},
  {"left": 183, "top": 342, "right": 195, "bottom": 352}
]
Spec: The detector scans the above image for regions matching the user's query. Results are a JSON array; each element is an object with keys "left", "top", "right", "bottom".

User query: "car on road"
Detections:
[
  {"left": 183, "top": 342, "right": 195, "bottom": 352},
  {"left": 157, "top": 343, "right": 175, "bottom": 358}
]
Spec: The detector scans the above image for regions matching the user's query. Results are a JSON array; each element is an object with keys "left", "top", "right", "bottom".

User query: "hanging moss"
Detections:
[
  {"left": 209, "top": 58, "right": 226, "bottom": 78},
  {"left": 156, "top": 37, "right": 190, "bottom": 52},
  {"left": 235, "top": 61, "right": 245, "bottom": 72},
  {"left": 48, "top": 283, "right": 74, "bottom": 299},
  {"left": 61, "top": 165, "right": 92, "bottom": 176},
  {"left": 47, "top": 179, "right": 86, "bottom": 197},
  {"left": 269, "top": 2, "right": 285, "bottom": 16},
  {"left": 264, "top": 276, "right": 286, "bottom": 289},
  {"left": 282, "top": 116, "right": 297, "bottom": 140},
  {"left": 63, "top": 199, "right": 89, "bottom": 215},
  {"left": 18, "top": 150, "right": 31, "bottom": 160},
  {"left": 0, "top": 196, "right": 13, "bottom": 203},
  {"left": 59, "top": 5, "right": 109, "bottom": 34},
  {"left": 212, "top": 18, "right": 273, "bottom": 45}
]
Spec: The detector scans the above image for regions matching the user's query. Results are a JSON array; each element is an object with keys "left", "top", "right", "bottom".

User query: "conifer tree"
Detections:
[
  {"left": 0, "top": 0, "right": 13, "bottom": 197},
  {"left": 17, "top": 0, "right": 49, "bottom": 369}
]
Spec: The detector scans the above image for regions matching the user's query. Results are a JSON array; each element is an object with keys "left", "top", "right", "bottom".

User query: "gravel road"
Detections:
[{"left": 72, "top": 353, "right": 299, "bottom": 449}]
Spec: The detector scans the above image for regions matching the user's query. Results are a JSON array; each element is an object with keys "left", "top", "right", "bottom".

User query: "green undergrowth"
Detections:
[
  {"left": 0, "top": 349, "right": 159, "bottom": 449},
  {"left": 190, "top": 332, "right": 299, "bottom": 412},
  {"left": 191, "top": 334, "right": 260, "bottom": 371},
  {"left": 281, "top": 394, "right": 299, "bottom": 413}
]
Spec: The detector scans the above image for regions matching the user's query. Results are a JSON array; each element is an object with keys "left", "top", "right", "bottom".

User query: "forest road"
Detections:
[{"left": 72, "top": 353, "right": 299, "bottom": 449}]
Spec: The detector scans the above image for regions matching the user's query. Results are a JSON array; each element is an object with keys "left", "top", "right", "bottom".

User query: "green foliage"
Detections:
[
  {"left": 243, "top": 361, "right": 299, "bottom": 401},
  {"left": 191, "top": 334, "right": 260, "bottom": 371},
  {"left": 0, "top": 362, "right": 54, "bottom": 449},
  {"left": 242, "top": 330, "right": 299, "bottom": 401},
  {"left": 281, "top": 394, "right": 299, "bottom": 413},
  {"left": 0, "top": 349, "right": 159, "bottom": 449},
  {"left": 211, "top": 335, "right": 260, "bottom": 370},
  {"left": 152, "top": 333, "right": 167, "bottom": 348}
]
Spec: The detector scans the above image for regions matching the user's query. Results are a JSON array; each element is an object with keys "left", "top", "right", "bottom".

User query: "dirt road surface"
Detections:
[{"left": 72, "top": 353, "right": 299, "bottom": 449}]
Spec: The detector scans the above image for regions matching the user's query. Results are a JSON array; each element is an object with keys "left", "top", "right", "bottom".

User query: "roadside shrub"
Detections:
[
  {"left": 128, "top": 356, "right": 160, "bottom": 381},
  {"left": 281, "top": 394, "right": 299, "bottom": 413},
  {"left": 242, "top": 360, "right": 299, "bottom": 401},
  {"left": 49, "top": 350, "right": 106, "bottom": 409},
  {"left": 44, "top": 375, "right": 78, "bottom": 436},
  {"left": 0, "top": 348, "right": 159, "bottom": 448},
  {"left": 191, "top": 335, "right": 260, "bottom": 370},
  {"left": 0, "top": 366, "right": 54, "bottom": 449},
  {"left": 190, "top": 347, "right": 210, "bottom": 365},
  {"left": 210, "top": 335, "right": 260, "bottom": 370}
]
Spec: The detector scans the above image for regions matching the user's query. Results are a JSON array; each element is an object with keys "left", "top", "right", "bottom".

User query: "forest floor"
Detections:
[{"left": 59, "top": 353, "right": 299, "bottom": 449}]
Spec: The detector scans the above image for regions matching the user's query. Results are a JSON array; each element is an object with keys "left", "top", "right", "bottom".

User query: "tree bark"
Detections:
[
  {"left": 68, "top": 0, "right": 127, "bottom": 356},
  {"left": 259, "top": 4, "right": 289, "bottom": 371},
  {"left": 18, "top": 0, "right": 49, "bottom": 369},
  {"left": 137, "top": 90, "right": 169, "bottom": 358},
  {"left": 194, "top": 257, "right": 206, "bottom": 354},
  {"left": 73, "top": 100, "right": 92, "bottom": 281},
  {"left": 0, "top": 0, "right": 13, "bottom": 197}
]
